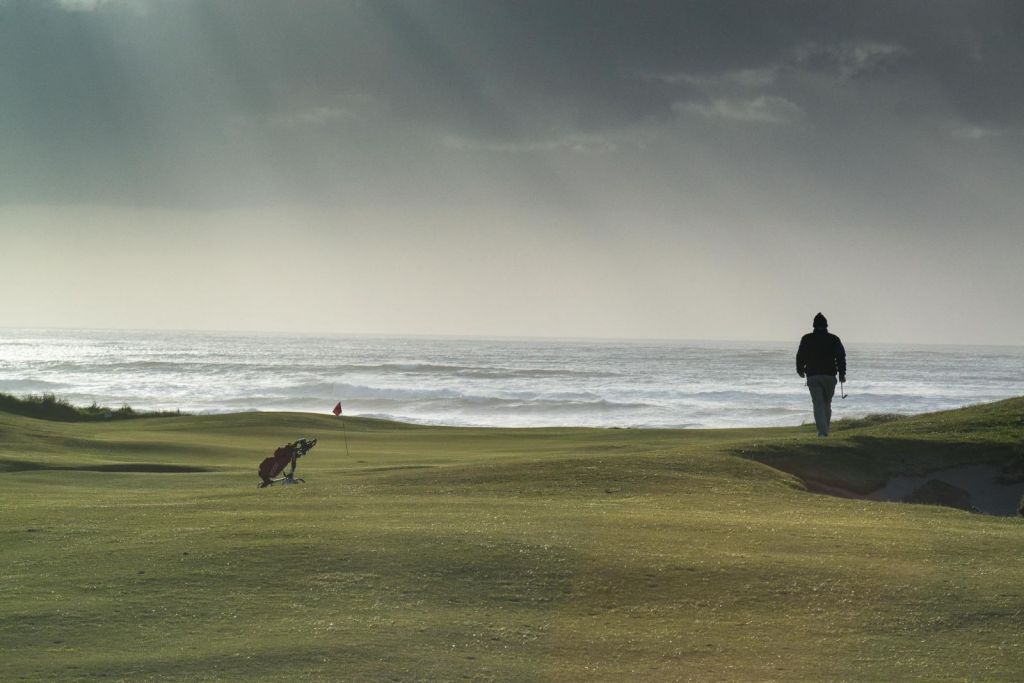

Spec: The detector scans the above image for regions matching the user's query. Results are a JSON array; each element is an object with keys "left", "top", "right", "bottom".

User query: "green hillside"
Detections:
[{"left": 2, "top": 398, "right": 1023, "bottom": 680}]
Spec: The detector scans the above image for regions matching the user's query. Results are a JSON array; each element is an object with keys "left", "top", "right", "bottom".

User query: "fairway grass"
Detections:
[{"left": 2, "top": 399, "right": 1023, "bottom": 681}]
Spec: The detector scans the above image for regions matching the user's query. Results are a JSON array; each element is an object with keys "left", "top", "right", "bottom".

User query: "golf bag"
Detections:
[{"left": 258, "top": 437, "right": 317, "bottom": 488}]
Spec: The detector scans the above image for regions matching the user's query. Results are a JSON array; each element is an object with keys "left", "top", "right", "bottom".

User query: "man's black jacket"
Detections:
[{"left": 796, "top": 330, "right": 847, "bottom": 377}]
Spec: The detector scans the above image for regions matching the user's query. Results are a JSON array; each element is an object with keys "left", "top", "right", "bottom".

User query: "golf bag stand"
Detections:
[{"left": 258, "top": 437, "right": 317, "bottom": 488}]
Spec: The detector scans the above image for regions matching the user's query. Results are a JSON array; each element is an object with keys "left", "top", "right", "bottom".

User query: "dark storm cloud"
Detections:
[{"left": 2, "top": 0, "right": 1023, "bottom": 205}]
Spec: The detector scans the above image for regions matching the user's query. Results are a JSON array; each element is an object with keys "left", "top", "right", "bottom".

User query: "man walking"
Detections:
[{"left": 796, "top": 313, "right": 846, "bottom": 437}]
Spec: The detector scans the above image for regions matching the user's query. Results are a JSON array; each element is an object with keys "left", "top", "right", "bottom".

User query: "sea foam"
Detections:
[{"left": 0, "top": 329, "right": 1021, "bottom": 429}]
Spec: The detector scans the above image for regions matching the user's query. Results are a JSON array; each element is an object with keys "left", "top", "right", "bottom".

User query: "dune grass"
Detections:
[
  {"left": 0, "top": 391, "right": 184, "bottom": 422},
  {"left": 2, "top": 399, "right": 1023, "bottom": 680}
]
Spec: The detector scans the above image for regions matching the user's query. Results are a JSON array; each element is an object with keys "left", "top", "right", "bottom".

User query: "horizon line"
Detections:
[{"left": 1, "top": 324, "right": 1022, "bottom": 351}]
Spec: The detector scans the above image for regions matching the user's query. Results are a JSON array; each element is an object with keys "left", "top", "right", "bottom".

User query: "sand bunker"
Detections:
[{"left": 868, "top": 464, "right": 1024, "bottom": 516}]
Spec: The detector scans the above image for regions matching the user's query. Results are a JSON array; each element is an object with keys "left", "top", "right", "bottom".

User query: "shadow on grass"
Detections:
[
  {"left": 0, "top": 458, "right": 212, "bottom": 474},
  {"left": 11, "top": 531, "right": 579, "bottom": 680},
  {"left": 741, "top": 436, "right": 1024, "bottom": 496}
]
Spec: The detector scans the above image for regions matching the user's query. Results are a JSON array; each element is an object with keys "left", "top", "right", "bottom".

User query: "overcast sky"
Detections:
[{"left": 1, "top": 0, "right": 1022, "bottom": 344}]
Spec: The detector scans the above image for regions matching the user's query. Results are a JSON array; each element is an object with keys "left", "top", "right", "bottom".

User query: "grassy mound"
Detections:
[
  {"left": 0, "top": 392, "right": 184, "bottom": 422},
  {"left": 744, "top": 397, "right": 1024, "bottom": 493},
  {"left": 2, "top": 399, "right": 1023, "bottom": 680}
]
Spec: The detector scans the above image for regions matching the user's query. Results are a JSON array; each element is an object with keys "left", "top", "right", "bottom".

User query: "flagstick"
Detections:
[
  {"left": 334, "top": 403, "right": 351, "bottom": 458},
  {"left": 340, "top": 413, "right": 350, "bottom": 458}
]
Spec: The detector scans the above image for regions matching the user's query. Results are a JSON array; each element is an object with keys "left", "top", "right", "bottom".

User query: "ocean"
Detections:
[{"left": 0, "top": 328, "right": 1021, "bottom": 429}]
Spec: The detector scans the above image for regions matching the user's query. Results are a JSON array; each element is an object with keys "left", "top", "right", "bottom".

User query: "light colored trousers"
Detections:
[{"left": 807, "top": 375, "right": 838, "bottom": 436}]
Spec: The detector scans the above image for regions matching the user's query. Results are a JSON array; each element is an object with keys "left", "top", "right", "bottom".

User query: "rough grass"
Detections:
[
  {"left": 831, "top": 412, "right": 906, "bottom": 430},
  {"left": 0, "top": 391, "right": 184, "bottom": 422},
  {"left": 1, "top": 398, "right": 1023, "bottom": 681}
]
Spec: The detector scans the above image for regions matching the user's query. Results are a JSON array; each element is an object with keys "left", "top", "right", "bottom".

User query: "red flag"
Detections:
[{"left": 332, "top": 402, "right": 342, "bottom": 416}]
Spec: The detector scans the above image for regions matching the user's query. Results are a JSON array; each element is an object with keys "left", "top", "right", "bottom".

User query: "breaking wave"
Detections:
[{"left": 1, "top": 328, "right": 1022, "bottom": 428}]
